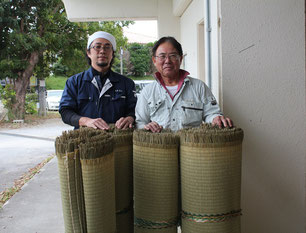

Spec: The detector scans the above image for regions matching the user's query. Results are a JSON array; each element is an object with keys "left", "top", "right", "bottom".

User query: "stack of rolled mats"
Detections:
[
  {"left": 55, "top": 129, "right": 85, "bottom": 233},
  {"left": 133, "top": 124, "right": 243, "bottom": 233},
  {"left": 55, "top": 124, "right": 243, "bottom": 233},
  {"left": 55, "top": 127, "right": 134, "bottom": 233}
]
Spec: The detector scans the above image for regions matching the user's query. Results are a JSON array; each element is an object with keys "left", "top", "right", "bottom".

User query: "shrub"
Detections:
[
  {"left": 0, "top": 85, "right": 38, "bottom": 120},
  {"left": 0, "top": 84, "right": 16, "bottom": 120},
  {"left": 25, "top": 91, "right": 38, "bottom": 115}
]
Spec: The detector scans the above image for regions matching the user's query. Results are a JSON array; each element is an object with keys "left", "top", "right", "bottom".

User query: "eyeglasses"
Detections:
[
  {"left": 155, "top": 53, "right": 181, "bottom": 62},
  {"left": 90, "top": 44, "right": 112, "bottom": 52}
]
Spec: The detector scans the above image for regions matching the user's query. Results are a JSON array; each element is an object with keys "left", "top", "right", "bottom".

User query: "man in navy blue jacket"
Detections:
[{"left": 59, "top": 31, "right": 137, "bottom": 130}]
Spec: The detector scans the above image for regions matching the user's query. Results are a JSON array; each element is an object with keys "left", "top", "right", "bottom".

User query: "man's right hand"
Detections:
[
  {"left": 79, "top": 117, "right": 110, "bottom": 130},
  {"left": 144, "top": 121, "right": 163, "bottom": 133}
]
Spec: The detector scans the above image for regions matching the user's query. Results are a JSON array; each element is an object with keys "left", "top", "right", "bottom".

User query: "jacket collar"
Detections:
[
  {"left": 84, "top": 67, "right": 120, "bottom": 83},
  {"left": 154, "top": 69, "right": 190, "bottom": 100},
  {"left": 154, "top": 69, "right": 190, "bottom": 85}
]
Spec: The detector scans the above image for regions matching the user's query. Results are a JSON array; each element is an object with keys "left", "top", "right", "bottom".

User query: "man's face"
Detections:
[
  {"left": 87, "top": 38, "right": 113, "bottom": 71},
  {"left": 152, "top": 42, "right": 182, "bottom": 80}
]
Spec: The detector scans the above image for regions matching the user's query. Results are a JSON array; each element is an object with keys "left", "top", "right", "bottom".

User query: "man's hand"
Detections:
[
  {"left": 212, "top": 115, "right": 233, "bottom": 128},
  {"left": 144, "top": 121, "right": 163, "bottom": 133},
  {"left": 79, "top": 117, "right": 109, "bottom": 130},
  {"left": 115, "top": 116, "right": 134, "bottom": 129}
]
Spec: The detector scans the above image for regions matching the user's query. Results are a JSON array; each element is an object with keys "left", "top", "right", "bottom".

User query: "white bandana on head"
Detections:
[{"left": 87, "top": 31, "right": 117, "bottom": 51}]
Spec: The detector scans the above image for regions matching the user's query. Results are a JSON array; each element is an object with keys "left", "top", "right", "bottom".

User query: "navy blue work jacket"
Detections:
[{"left": 59, "top": 68, "right": 137, "bottom": 126}]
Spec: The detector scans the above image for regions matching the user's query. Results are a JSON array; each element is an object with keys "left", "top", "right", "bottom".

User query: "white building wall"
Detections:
[
  {"left": 220, "top": 0, "right": 305, "bottom": 232},
  {"left": 157, "top": 0, "right": 180, "bottom": 40},
  {"left": 180, "top": 0, "right": 221, "bottom": 103},
  {"left": 209, "top": 0, "right": 222, "bottom": 103},
  {"left": 180, "top": 0, "right": 204, "bottom": 79}
]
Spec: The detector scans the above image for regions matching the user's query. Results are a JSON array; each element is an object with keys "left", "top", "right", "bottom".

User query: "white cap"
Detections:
[{"left": 87, "top": 31, "right": 116, "bottom": 51}]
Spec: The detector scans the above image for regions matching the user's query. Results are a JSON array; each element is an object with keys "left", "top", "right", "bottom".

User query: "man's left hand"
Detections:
[
  {"left": 115, "top": 116, "right": 134, "bottom": 129},
  {"left": 212, "top": 115, "right": 233, "bottom": 128}
]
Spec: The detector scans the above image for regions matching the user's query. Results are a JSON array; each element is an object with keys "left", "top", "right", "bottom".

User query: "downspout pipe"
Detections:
[{"left": 205, "top": 0, "right": 212, "bottom": 89}]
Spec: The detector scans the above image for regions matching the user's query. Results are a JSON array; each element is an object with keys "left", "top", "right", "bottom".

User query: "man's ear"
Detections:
[{"left": 152, "top": 56, "right": 156, "bottom": 65}]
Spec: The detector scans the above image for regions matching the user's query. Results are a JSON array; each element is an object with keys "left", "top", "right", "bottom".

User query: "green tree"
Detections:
[
  {"left": 56, "top": 21, "right": 132, "bottom": 77},
  {"left": 0, "top": 0, "right": 132, "bottom": 119},
  {"left": 0, "top": 0, "right": 84, "bottom": 119},
  {"left": 127, "top": 42, "right": 153, "bottom": 77}
]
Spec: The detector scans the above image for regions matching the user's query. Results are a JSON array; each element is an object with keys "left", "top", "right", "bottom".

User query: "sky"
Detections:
[{"left": 123, "top": 20, "right": 158, "bottom": 43}]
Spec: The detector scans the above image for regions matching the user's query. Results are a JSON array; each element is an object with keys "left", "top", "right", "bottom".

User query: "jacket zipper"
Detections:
[{"left": 182, "top": 106, "right": 203, "bottom": 111}]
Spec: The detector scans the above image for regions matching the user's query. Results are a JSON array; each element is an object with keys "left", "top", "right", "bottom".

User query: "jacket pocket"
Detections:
[
  {"left": 181, "top": 101, "right": 204, "bottom": 127},
  {"left": 77, "top": 93, "right": 93, "bottom": 103},
  {"left": 112, "top": 94, "right": 126, "bottom": 101},
  {"left": 77, "top": 93, "right": 94, "bottom": 110}
]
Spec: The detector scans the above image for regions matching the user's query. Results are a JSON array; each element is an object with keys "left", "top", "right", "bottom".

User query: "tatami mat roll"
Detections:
[
  {"left": 80, "top": 138, "right": 116, "bottom": 233},
  {"left": 179, "top": 125, "right": 244, "bottom": 233},
  {"left": 57, "top": 152, "right": 75, "bottom": 233},
  {"left": 55, "top": 127, "right": 110, "bottom": 233},
  {"left": 133, "top": 130, "right": 179, "bottom": 233},
  {"left": 56, "top": 147, "right": 86, "bottom": 233},
  {"left": 113, "top": 130, "right": 134, "bottom": 233}
]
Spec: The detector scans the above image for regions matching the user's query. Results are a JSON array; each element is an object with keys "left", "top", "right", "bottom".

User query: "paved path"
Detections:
[
  {"left": 0, "top": 158, "right": 65, "bottom": 233},
  {"left": 0, "top": 118, "right": 73, "bottom": 192},
  {"left": 0, "top": 118, "right": 72, "bottom": 233}
]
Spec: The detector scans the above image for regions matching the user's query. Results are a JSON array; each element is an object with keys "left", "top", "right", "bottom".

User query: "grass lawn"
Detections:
[
  {"left": 45, "top": 76, "right": 67, "bottom": 90},
  {"left": 45, "top": 75, "right": 154, "bottom": 90},
  {"left": 129, "top": 76, "right": 154, "bottom": 81}
]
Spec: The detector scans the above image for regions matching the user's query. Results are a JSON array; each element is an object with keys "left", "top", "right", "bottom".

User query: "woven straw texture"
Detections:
[
  {"left": 114, "top": 132, "right": 134, "bottom": 233},
  {"left": 133, "top": 130, "right": 179, "bottom": 233},
  {"left": 79, "top": 134, "right": 116, "bottom": 233},
  {"left": 57, "top": 152, "right": 85, "bottom": 233},
  {"left": 81, "top": 153, "right": 116, "bottom": 233},
  {"left": 179, "top": 125, "right": 243, "bottom": 233},
  {"left": 56, "top": 138, "right": 87, "bottom": 233},
  {"left": 55, "top": 127, "right": 113, "bottom": 233}
]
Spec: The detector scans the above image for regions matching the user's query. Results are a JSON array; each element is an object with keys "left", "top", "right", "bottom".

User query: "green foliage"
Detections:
[
  {"left": 0, "top": 0, "right": 132, "bottom": 78},
  {"left": 0, "top": 85, "right": 38, "bottom": 118},
  {"left": 0, "top": 84, "right": 17, "bottom": 120},
  {"left": 55, "top": 49, "right": 87, "bottom": 77},
  {"left": 127, "top": 42, "right": 154, "bottom": 77},
  {"left": 53, "top": 59, "right": 69, "bottom": 77},
  {"left": 25, "top": 92, "right": 38, "bottom": 115},
  {"left": 0, "top": 0, "right": 56, "bottom": 79},
  {"left": 112, "top": 56, "right": 129, "bottom": 75},
  {"left": 0, "top": 84, "right": 16, "bottom": 110},
  {"left": 45, "top": 76, "right": 67, "bottom": 90}
]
